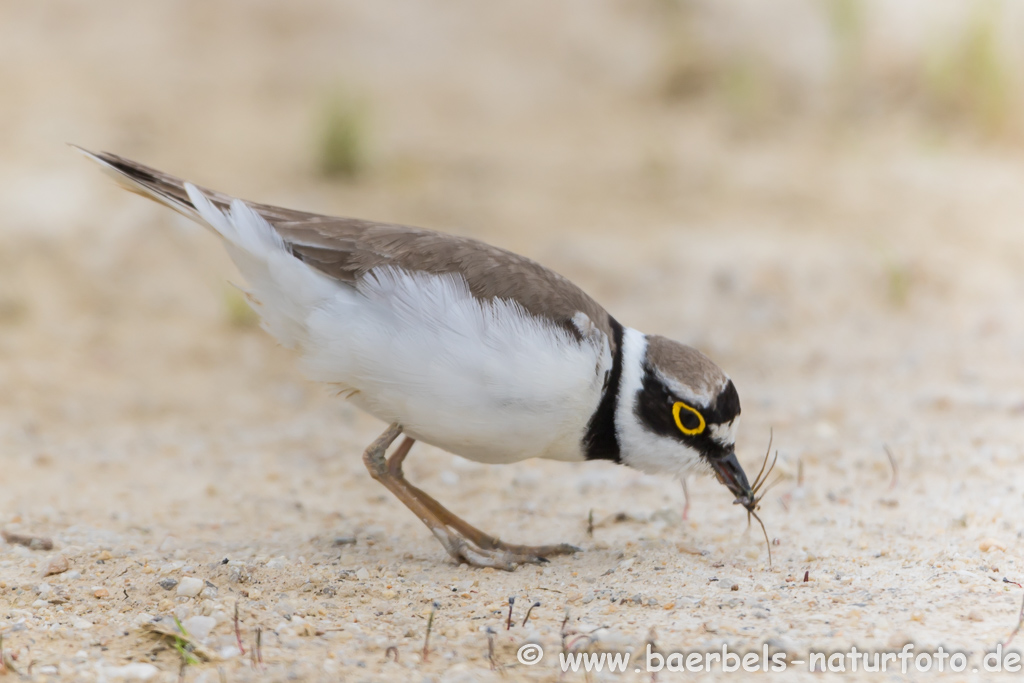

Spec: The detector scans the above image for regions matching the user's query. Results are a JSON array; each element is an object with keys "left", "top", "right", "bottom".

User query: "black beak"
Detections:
[{"left": 710, "top": 451, "right": 755, "bottom": 511}]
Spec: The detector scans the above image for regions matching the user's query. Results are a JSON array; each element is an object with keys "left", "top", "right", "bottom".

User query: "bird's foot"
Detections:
[{"left": 433, "top": 531, "right": 580, "bottom": 571}]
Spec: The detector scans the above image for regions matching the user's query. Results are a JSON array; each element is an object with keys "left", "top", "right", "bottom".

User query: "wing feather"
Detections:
[{"left": 77, "top": 148, "right": 616, "bottom": 346}]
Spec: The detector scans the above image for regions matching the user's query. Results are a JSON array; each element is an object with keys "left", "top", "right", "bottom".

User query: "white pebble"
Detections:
[
  {"left": 355, "top": 567, "right": 370, "bottom": 581},
  {"left": 158, "top": 562, "right": 183, "bottom": 575},
  {"left": 133, "top": 613, "right": 155, "bottom": 626},
  {"left": 102, "top": 663, "right": 159, "bottom": 680},
  {"left": 219, "top": 645, "right": 243, "bottom": 659},
  {"left": 265, "top": 557, "right": 288, "bottom": 570},
  {"left": 177, "top": 577, "right": 204, "bottom": 598},
  {"left": 183, "top": 615, "right": 216, "bottom": 642}
]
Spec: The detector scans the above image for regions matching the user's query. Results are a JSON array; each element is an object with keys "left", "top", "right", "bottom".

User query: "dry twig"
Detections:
[
  {"left": 883, "top": 445, "right": 899, "bottom": 490},
  {"left": 250, "top": 626, "right": 263, "bottom": 669},
  {"left": 422, "top": 601, "right": 439, "bottom": 662},
  {"left": 485, "top": 627, "right": 498, "bottom": 671},
  {"left": 234, "top": 601, "right": 246, "bottom": 656},
  {"left": 142, "top": 620, "right": 218, "bottom": 663},
  {"left": 522, "top": 601, "right": 541, "bottom": 628}
]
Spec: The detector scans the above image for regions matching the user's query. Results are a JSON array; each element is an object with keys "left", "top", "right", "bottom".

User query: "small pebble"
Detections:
[
  {"left": 979, "top": 538, "right": 1006, "bottom": 552},
  {"left": 44, "top": 555, "right": 70, "bottom": 576},
  {"left": 228, "top": 565, "right": 250, "bottom": 583},
  {"left": 102, "top": 663, "right": 159, "bottom": 681},
  {"left": 93, "top": 586, "right": 109, "bottom": 598},
  {"left": 133, "top": 613, "right": 155, "bottom": 626},
  {"left": 158, "top": 578, "right": 179, "bottom": 591},
  {"left": 177, "top": 576, "right": 204, "bottom": 598},
  {"left": 183, "top": 615, "right": 216, "bottom": 642},
  {"left": 2, "top": 531, "right": 54, "bottom": 550},
  {"left": 355, "top": 567, "right": 370, "bottom": 581},
  {"left": 333, "top": 536, "right": 357, "bottom": 546},
  {"left": 766, "top": 637, "right": 799, "bottom": 653}
]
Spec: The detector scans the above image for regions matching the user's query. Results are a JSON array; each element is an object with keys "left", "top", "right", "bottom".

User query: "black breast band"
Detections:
[{"left": 583, "top": 317, "right": 625, "bottom": 463}]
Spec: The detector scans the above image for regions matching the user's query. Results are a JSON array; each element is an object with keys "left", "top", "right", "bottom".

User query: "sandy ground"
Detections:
[{"left": 2, "top": 2, "right": 1024, "bottom": 681}]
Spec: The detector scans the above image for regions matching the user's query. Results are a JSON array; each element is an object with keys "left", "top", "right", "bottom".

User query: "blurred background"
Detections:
[
  {"left": 2, "top": 1, "right": 1024, "bottom": 677},
  {"left": 4, "top": 0, "right": 1024, "bottom": 466}
]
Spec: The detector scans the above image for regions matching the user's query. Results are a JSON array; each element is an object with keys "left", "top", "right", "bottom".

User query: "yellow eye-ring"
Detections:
[{"left": 672, "top": 401, "right": 706, "bottom": 435}]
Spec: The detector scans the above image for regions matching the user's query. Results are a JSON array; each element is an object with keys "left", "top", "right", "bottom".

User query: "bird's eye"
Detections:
[{"left": 672, "top": 401, "right": 706, "bottom": 435}]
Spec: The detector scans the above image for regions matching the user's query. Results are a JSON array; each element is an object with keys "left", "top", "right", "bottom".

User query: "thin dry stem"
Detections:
[
  {"left": 883, "top": 445, "right": 899, "bottom": 490},
  {"left": 234, "top": 601, "right": 246, "bottom": 656},
  {"left": 422, "top": 601, "right": 438, "bottom": 662}
]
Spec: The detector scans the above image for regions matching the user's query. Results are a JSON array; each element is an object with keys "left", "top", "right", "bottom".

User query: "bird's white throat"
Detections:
[{"left": 614, "top": 327, "right": 707, "bottom": 477}]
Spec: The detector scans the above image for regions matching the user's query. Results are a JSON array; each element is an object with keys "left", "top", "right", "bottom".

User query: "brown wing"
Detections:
[{"left": 80, "top": 149, "right": 616, "bottom": 344}]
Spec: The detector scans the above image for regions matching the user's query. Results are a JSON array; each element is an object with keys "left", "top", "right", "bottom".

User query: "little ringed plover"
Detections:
[{"left": 79, "top": 148, "right": 759, "bottom": 570}]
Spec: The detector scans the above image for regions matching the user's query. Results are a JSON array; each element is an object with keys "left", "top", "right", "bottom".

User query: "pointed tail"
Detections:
[
  {"left": 72, "top": 146, "right": 218, "bottom": 224},
  {"left": 72, "top": 146, "right": 319, "bottom": 227},
  {"left": 75, "top": 146, "right": 338, "bottom": 349}
]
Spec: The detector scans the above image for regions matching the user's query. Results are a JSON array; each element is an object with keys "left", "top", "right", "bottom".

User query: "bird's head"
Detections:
[{"left": 615, "top": 331, "right": 754, "bottom": 510}]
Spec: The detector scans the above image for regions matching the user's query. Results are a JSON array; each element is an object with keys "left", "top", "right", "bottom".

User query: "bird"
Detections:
[{"left": 78, "top": 147, "right": 757, "bottom": 570}]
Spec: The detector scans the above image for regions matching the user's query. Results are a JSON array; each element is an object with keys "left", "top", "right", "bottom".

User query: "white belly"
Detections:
[{"left": 297, "top": 268, "right": 607, "bottom": 464}]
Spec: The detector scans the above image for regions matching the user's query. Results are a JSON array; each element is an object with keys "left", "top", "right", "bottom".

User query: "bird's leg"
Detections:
[
  {"left": 362, "top": 425, "right": 572, "bottom": 570},
  {"left": 362, "top": 425, "right": 492, "bottom": 566},
  {"left": 387, "top": 437, "right": 579, "bottom": 558}
]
